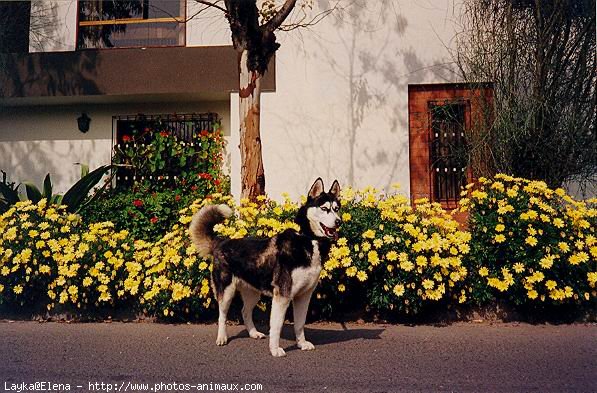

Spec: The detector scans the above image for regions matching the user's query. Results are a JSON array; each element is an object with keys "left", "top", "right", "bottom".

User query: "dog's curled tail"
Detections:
[{"left": 189, "top": 204, "right": 233, "bottom": 258}]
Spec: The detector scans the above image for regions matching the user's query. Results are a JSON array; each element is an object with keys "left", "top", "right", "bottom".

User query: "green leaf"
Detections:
[
  {"left": 24, "top": 182, "right": 42, "bottom": 203},
  {"left": 51, "top": 194, "right": 63, "bottom": 205},
  {"left": 42, "top": 173, "right": 52, "bottom": 199},
  {"left": 0, "top": 182, "right": 20, "bottom": 205},
  {"left": 62, "top": 165, "right": 112, "bottom": 213},
  {"left": 78, "top": 163, "right": 90, "bottom": 178}
]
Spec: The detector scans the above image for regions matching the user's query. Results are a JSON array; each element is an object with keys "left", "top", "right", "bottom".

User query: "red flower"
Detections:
[
  {"left": 191, "top": 185, "right": 198, "bottom": 191},
  {"left": 160, "top": 131, "right": 169, "bottom": 137},
  {"left": 198, "top": 172, "right": 212, "bottom": 180},
  {"left": 150, "top": 216, "right": 158, "bottom": 224},
  {"left": 200, "top": 130, "right": 209, "bottom": 137},
  {"left": 214, "top": 179, "right": 221, "bottom": 186},
  {"left": 133, "top": 199, "right": 143, "bottom": 207},
  {"left": 122, "top": 135, "right": 132, "bottom": 142},
  {"left": 175, "top": 195, "right": 181, "bottom": 201}
]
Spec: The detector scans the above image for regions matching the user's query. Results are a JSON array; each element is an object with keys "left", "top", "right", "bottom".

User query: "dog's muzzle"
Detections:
[{"left": 320, "top": 223, "right": 340, "bottom": 240}]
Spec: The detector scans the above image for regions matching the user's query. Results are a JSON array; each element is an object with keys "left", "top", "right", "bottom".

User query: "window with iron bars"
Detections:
[
  {"left": 111, "top": 112, "right": 219, "bottom": 188},
  {"left": 428, "top": 101, "right": 469, "bottom": 207}
]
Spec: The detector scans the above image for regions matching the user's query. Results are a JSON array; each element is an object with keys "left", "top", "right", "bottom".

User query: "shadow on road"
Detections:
[{"left": 228, "top": 323, "right": 384, "bottom": 350}]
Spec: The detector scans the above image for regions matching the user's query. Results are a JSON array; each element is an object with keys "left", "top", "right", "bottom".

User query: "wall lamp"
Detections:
[{"left": 77, "top": 113, "right": 91, "bottom": 133}]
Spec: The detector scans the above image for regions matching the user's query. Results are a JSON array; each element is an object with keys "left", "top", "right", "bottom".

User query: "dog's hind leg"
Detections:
[
  {"left": 293, "top": 288, "right": 316, "bottom": 351},
  {"left": 215, "top": 279, "right": 236, "bottom": 346},
  {"left": 269, "top": 293, "right": 291, "bottom": 357},
  {"left": 239, "top": 285, "right": 266, "bottom": 339}
]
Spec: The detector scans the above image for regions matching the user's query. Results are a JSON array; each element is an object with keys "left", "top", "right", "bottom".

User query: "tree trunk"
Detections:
[{"left": 238, "top": 49, "right": 266, "bottom": 200}]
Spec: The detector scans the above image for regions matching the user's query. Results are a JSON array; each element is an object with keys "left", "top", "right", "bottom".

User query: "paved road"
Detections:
[{"left": 0, "top": 321, "right": 595, "bottom": 393}]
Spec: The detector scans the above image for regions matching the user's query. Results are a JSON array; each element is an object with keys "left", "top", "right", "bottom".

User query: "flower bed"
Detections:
[{"left": 0, "top": 176, "right": 594, "bottom": 321}]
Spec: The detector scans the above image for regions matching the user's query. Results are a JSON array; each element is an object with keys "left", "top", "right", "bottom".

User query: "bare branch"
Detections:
[
  {"left": 278, "top": 2, "right": 340, "bottom": 32},
  {"left": 194, "top": 0, "right": 228, "bottom": 16},
  {"left": 261, "top": 0, "right": 298, "bottom": 32}
]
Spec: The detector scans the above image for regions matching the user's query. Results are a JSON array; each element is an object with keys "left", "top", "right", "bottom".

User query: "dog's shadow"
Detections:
[{"left": 228, "top": 323, "right": 384, "bottom": 351}]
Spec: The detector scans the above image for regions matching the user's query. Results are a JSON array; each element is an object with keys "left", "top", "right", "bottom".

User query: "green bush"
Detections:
[
  {"left": 0, "top": 176, "right": 594, "bottom": 321},
  {"left": 461, "top": 174, "right": 596, "bottom": 309}
]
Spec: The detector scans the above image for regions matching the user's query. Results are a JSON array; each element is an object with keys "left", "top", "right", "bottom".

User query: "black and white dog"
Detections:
[{"left": 189, "top": 178, "right": 341, "bottom": 357}]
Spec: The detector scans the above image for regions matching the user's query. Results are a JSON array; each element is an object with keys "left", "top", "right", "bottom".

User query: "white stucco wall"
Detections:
[
  {"left": 29, "top": 0, "right": 77, "bottom": 52},
  {"left": 8, "top": 0, "right": 463, "bottom": 201},
  {"left": 0, "top": 101, "right": 230, "bottom": 193},
  {"left": 229, "top": 0, "right": 461, "bottom": 199}
]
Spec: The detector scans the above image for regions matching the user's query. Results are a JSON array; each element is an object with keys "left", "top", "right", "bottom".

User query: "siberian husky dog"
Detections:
[{"left": 189, "top": 178, "right": 341, "bottom": 357}]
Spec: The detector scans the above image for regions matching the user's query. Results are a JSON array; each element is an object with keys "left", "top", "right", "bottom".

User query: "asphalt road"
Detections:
[{"left": 0, "top": 321, "right": 595, "bottom": 393}]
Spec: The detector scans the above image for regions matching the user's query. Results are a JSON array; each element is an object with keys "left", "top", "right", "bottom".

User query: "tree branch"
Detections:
[
  {"left": 261, "top": 0, "right": 297, "bottom": 32},
  {"left": 194, "top": 0, "right": 228, "bottom": 15}
]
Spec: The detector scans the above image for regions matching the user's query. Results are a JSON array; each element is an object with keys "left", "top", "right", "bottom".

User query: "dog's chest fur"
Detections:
[{"left": 290, "top": 240, "right": 322, "bottom": 297}]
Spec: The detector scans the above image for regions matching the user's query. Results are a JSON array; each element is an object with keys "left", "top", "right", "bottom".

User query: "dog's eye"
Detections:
[
  {"left": 321, "top": 206, "right": 330, "bottom": 212},
  {"left": 333, "top": 206, "right": 339, "bottom": 212}
]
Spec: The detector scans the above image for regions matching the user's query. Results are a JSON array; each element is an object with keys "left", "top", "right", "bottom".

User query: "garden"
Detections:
[{"left": 0, "top": 122, "right": 595, "bottom": 323}]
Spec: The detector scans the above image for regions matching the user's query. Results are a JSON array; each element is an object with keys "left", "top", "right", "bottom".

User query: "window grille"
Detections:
[
  {"left": 428, "top": 102, "right": 469, "bottom": 206},
  {"left": 111, "top": 112, "right": 219, "bottom": 188}
]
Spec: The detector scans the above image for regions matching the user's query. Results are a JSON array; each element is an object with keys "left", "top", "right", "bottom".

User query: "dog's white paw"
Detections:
[
  {"left": 270, "top": 347, "right": 286, "bottom": 357},
  {"left": 249, "top": 330, "right": 266, "bottom": 339},
  {"left": 298, "top": 341, "right": 315, "bottom": 351},
  {"left": 216, "top": 335, "right": 228, "bottom": 346}
]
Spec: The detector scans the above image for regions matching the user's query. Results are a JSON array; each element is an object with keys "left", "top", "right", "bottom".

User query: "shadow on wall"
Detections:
[
  {"left": 272, "top": 0, "right": 455, "bottom": 196},
  {"left": 0, "top": 51, "right": 101, "bottom": 99},
  {"left": 0, "top": 139, "right": 111, "bottom": 193}
]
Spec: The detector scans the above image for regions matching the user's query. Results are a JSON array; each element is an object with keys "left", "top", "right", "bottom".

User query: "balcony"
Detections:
[{"left": 0, "top": 46, "right": 275, "bottom": 106}]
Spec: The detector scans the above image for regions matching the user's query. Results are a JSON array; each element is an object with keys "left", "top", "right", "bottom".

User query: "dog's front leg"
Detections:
[
  {"left": 293, "top": 288, "right": 315, "bottom": 351},
  {"left": 269, "top": 294, "right": 290, "bottom": 357}
]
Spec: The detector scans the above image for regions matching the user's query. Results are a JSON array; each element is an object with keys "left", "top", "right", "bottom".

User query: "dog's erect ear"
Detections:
[
  {"left": 308, "top": 178, "right": 325, "bottom": 199},
  {"left": 329, "top": 180, "right": 341, "bottom": 198}
]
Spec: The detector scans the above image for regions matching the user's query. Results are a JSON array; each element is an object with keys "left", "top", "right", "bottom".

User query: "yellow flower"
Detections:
[
  {"left": 346, "top": 266, "right": 357, "bottom": 277},
  {"left": 337, "top": 284, "right": 346, "bottom": 292},
  {"left": 342, "top": 213, "right": 351, "bottom": 222},
  {"left": 393, "top": 284, "right": 405, "bottom": 297},
  {"left": 545, "top": 280, "right": 557, "bottom": 291},
  {"left": 479, "top": 267, "right": 489, "bottom": 277},
  {"left": 495, "top": 224, "right": 505, "bottom": 232},
  {"left": 525, "top": 236, "right": 538, "bottom": 247},
  {"left": 39, "top": 265, "right": 51, "bottom": 274},
  {"left": 386, "top": 251, "right": 398, "bottom": 261},
  {"left": 539, "top": 255, "right": 555, "bottom": 269},
  {"left": 513, "top": 263, "right": 525, "bottom": 274},
  {"left": 422, "top": 279, "right": 435, "bottom": 290},
  {"left": 362, "top": 230, "right": 376, "bottom": 239},
  {"left": 569, "top": 252, "right": 589, "bottom": 265},
  {"left": 356, "top": 271, "right": 368, "bottom": 282},
  {"left": 527, "top": 289, "right": 538, "bottom": 299},
  {"left": 494, "top": 234, "right": 506, "bottom": 243},
  {"left": 367, "top": 251, "right": 380, "bottom": 266},
  {"left": 558, "top": 242, "right": 570, "bottom": 253},
  {"left": 399, "top": 260, "right": 414, "bottom": 272},
  {"left": 552, "top": 218, "right": 565, "bottom": 228},
  {"left": 13, "top": 285, "right": 23, "bottom": 295}
]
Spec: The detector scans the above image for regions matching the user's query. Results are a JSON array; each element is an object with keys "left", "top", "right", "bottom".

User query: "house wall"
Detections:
[
  {"left": 28, "top": 0, "right": 77, "bottom": 52},
  {"left": 231, "top": 0, "right": 462, "bottom": 199},
  {"left": 0, "top": 101, "right": 230, "bottom": 193},
  {"left": 4, "top": 0, "right": 463, "bottom": 201}
]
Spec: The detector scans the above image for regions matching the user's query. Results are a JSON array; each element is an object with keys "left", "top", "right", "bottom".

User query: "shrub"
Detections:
[
  {"left": 0, "top": 200, "right": 134, "bottom": 311},
  {"left": 82, "top": 120, "right": 229, "bottom": 243},
  {"left": 81, "top": 187, "right": 199, "bottom": 242},
  {"left": 0, "top": 176, "right": 594, "bottom": 321},
  {"left": 461, "top": 174, "right": 597, "bottom": 308},
  {"left": 316, "top": 187, "right": 471, "bottom": 318}
]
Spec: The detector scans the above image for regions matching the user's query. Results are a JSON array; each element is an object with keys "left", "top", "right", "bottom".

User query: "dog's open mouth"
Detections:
[{"left": 320, "top": 223, "right": 339, "bottom": 240}]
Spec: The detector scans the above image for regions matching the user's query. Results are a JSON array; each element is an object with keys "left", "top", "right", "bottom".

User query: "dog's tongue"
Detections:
[
  {"left": 327, "top": 226, "right": 339, "bottom": 241},
  {"left": 332, "top": 230, "right": 339, "bottom": 241}
]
